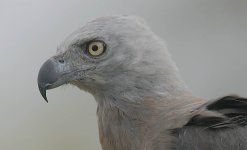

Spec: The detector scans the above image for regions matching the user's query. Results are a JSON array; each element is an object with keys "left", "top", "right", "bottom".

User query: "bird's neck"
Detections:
[
  {"left": 95, "top": 89, "right": 202, "bottom": 150},
  {"left": 87, "top": 66, "right": 203, "bottom": 149}
]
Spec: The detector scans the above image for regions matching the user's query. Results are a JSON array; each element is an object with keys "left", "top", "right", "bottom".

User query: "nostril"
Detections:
[{"left": 58, "top": 59, "right": 65, "bottom": 63}]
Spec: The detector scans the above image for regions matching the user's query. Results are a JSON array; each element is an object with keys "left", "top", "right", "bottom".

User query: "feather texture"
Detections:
[{"left": 173, "top": 95, "right": 247, "bottom": 150}]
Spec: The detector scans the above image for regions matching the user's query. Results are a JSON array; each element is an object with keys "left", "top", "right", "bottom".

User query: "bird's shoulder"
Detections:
[
  {"left": 171, "top": 95, "right": 247, "bottom": 150},
  {"left": 185, "top": 95, "right": 247, "bottom": 129}
]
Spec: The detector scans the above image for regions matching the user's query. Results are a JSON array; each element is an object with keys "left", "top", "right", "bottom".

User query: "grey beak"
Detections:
[{"left": 38, "top": 59, "right": 60, "bottom": 102}]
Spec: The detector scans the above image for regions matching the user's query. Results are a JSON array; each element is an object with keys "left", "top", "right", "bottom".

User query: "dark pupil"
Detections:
[{"left": 92, "top": 45, "right": 98, "bottom": 51}]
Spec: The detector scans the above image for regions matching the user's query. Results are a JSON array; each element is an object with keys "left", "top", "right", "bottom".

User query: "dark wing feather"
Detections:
[
  {"left": 186, "top": 95, "right": 247, "bottom": 129},
  {"left": 172, "top": 95, "right": 247, "bottom": 150}
]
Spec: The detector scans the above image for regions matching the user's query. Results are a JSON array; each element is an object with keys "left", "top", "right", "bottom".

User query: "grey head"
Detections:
[{"left": 38, "top": 16, "right": 187, "bottom": 102}]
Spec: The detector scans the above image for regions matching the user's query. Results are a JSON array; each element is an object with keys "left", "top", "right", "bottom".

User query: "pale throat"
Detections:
[
  {"left": 95, "top": 91, "right": 198, "bottom": 150},
  {"left": 77, "top": 69, "right": 196, "bottom": 149}
]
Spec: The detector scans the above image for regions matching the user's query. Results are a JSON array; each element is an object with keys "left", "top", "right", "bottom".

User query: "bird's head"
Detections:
[{"left": 38, "top": 16, "right": 185, "bottom": 102}]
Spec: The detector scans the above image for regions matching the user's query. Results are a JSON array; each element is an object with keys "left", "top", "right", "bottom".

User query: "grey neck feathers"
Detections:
[{"left": 93, "top": 69, "right": 200, "bottom": 150}]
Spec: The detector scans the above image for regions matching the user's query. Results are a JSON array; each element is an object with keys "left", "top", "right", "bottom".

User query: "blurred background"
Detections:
[{"left": 0, "top": 0, "right": 246, "bottom": 149}]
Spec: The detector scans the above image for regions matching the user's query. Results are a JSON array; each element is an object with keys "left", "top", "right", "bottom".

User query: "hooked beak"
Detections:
[{"left": 38, "top": 58, "right": 67, "bottom": 102}]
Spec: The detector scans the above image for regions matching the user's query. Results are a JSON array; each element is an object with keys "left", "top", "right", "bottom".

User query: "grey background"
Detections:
[{"left": 0, "top": 0, "right": 246, "bottom": 149}]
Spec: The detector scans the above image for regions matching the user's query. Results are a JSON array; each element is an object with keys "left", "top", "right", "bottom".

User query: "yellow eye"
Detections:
[{"left": 87, "top": 41, "right": 105, "bottom": 57}]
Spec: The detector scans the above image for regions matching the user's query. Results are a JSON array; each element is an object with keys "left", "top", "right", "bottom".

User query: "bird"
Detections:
[{"left": 38, "top": 16, "right": 247, "bottom": 150}]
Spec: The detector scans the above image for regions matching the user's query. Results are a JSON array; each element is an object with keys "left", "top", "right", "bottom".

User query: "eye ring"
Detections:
[{"left": 86, "top": 41, "right": 106, "bottom": 57}]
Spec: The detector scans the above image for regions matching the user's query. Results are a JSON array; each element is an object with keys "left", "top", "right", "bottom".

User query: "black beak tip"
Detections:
[{"left": 38, "top": 84, "right": 48, "bottom": 103}]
